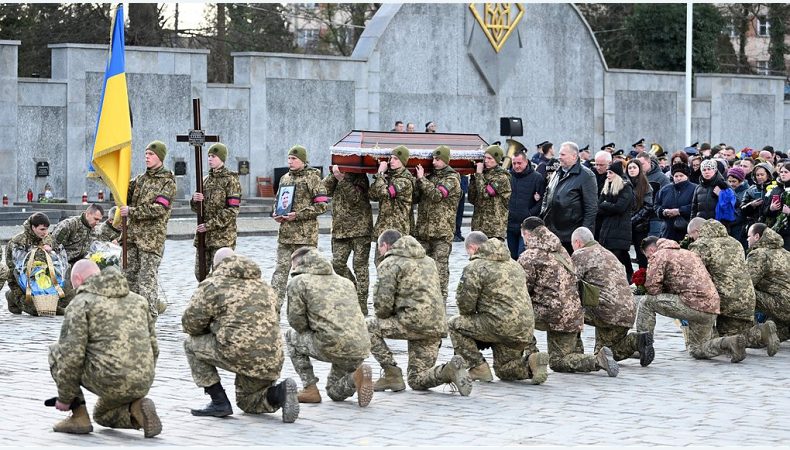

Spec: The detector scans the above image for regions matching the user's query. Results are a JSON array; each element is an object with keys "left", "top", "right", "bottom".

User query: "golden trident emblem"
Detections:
[{"left": 469, "top": 3, "right": 525, "bottom": 53}]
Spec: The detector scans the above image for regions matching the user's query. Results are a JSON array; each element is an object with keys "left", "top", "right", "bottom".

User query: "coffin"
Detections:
[{"left": 330, "top": 130, "right": 489, "bottom": 175}]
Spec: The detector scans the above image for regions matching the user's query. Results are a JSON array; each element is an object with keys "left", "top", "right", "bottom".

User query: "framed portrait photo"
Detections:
[{"left": 275, "top": 185, "right": 295, "bottom": 216}]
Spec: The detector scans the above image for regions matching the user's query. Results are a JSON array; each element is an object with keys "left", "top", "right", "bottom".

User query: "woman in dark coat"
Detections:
[
  {"left": 597, "top": 162, "right": 634, "bottom": 283},
  {"left": 656, "top": 163, "right": 697, "bottom": 242},
  {"left": 627, "top": 159, "right": 653, "bottom": 269},
  {"left": 692, "top": 158, "right": 730, "bottom": 222}
]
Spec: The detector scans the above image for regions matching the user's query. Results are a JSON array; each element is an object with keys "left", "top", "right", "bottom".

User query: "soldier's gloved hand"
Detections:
[
  {"left": 193, "top": 192, "right": 204, "bottom": 202},
  {"left": 196, "top": 223, "right": 207, "bottom": 233}
]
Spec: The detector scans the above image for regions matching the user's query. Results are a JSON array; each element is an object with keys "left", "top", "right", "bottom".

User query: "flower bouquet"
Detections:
[
  {"left": 631, "top": 267, "right": 647, "bottom": 295},
  {"left": 764, "top": 183, "right": 790, "bottom": 233},
  {"left": 85, "top": 241, "right": 122, "bottom": 270}
]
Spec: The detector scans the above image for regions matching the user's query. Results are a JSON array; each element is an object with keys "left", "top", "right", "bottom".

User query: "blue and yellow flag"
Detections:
[{"left": 90, "top": 3, "right": 131, "bottom": 223}]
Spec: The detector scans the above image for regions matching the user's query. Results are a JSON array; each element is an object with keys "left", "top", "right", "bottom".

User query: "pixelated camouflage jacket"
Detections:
[
  {"left": 323, "top": 172, "right": 373, "bottom": 240},
  {"left": 414, "top": 166, "right": 462, "bottom": 241},
  {"left": 51, "top": 213, "right": 96, "bottom": 264},
  {"left": 456, "top": 238, "right": 535, "bottom": 342},
  {"left": 369, "top": 167, "right": 415, "bottom": 238},
  {"left": 277, "top": 166, "right": 328, "bottom": 246},
  {"left": 54, "top": 266, "right": 158, "bottom": 403},
  {"left": 95, "top": 219, "right": 121, "bottom": 243},
  {"left": 190, "top": 165, "right": 242, "bottom": 249},
  {"left": 182, "top": 255, "right": 284, "bottom": 380},
  {"left": 518, "top": 226, "right": 584, "bottom": 332},
  {"left": 287, "top": 248, "right": 370, "bottom": 360},
  {"left": 689, "top": 219, "right": 755, "bottom": 320},
  {"left": 469, "top": 166, "right": 512, "bottom": 239},
  {"left": 374, "top": 235, "right": 447, "bottom": 338},
  {"left": 747, "top": 227, "right": 790, "bottom": 304},
  {"left": 5, "top": 218, "right": 54, "bottom": 281},
  {"left": 645, "top": 238, "right": 720, "bottom": 315},
  {"left": 571, "top": 241, "right": 637, "bottom": 328},
  {"left": 127, "top": 166, "right": 177, "bottom": 256}
]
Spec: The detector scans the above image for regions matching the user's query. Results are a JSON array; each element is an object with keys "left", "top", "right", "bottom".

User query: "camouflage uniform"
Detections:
[
  {"left": 518, "top": 226, "right": 602, "bottom": 373},
  {"left": 124, "top": 165, "right": 176, "bottom": 317},
  {"left": 51, "top": 213, "right": 98, "bottom": 304},
  {"left": 571, "top": 241, "right": 639, "bottom": 360},
  {"left": 368, "top": 236, "right": 454, "bottom": 390},
  {"left": 448, "top": 239, "right": 537, "bottom": 380},
  {"left": 469, "top": 166, "right": 511, "bottom": 240},
  {"left": 285, "top": 248, "right": 370, "bottom": 400},
  {"left": 4, "top": 219, "right": 65, "bottom": 315},
  {"left": 271, "top": 166, "right": 328, "bottom": 311},
  {"left": 182, "top": 255, "right": 286, "bottom": 414},
  {"left": 95, "top": 219, "right": 121, "bottom": 243},
  {"left": 635, "top": 238, "right": 734, "bottom": 360},
  {"left": 689, "top": 220, "right": 763, "bottom": 345},
  {"left": 414, "top": 166, "right": 462, "bottom": 301},
  {"left": 747, "top": 228, "right": 790, "bottom": 342},
  {"left": 323, "top": 172, "right": 373, "bottom": 314},
  {"left": 369, "top": 167, "right": 415, "bottom": 265},
  {"left": 190, "top": 165, "right": 242, "bottom": 280},
  {"left": 48, "top": 267, "right": 158, "bottom": 430}
]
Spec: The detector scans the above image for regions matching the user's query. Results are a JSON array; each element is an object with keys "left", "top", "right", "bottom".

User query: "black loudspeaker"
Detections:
[{"left": 500, "top": 117, "right": 523, "bottom": 136}]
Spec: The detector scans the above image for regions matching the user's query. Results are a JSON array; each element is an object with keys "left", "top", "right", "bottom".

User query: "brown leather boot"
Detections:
[
  {"left": 373, "top": 365, "right": 406, "bottom": 392},
  {"left": 130, "top": 397, "right": 162, "bottom": 438},
  {"left": 721, "top": 335, "right": 747, "bottom": 363},
  {"left": 353, "top": 364, "right": 374, "bottom": 407},
  {"left": 297, "top": 384, "right": 322, "bottom": 403},
  {"left": 53, "top": 404, "right": 93, "bottom": 434},
  {"left": 468, "top": 361, "right": 493, "bottom": 382},
  {"left": 762, "top": 320, "right": 780, "bottom": 357},
  {"left": 527, "top": 352, "right": 550, "bottom": 385}
]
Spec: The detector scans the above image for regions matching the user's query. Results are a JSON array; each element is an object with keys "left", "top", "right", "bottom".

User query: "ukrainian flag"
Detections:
[{"left": 90, "top": 3, "right": 131, "bottom": 223}]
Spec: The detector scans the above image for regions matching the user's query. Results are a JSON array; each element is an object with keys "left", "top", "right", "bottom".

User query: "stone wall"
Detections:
[{"left": 1, "top": 3, "right": 789, "bottom": 203}]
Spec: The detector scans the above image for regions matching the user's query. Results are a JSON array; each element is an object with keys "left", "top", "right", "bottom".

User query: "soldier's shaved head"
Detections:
[
  {"left": 464, "top": 231, "right": 488, "bottom": 256},
  {"left": 687, "top": 217, "right": 707, "bottom": 241},
  {"left": 378, "top": 229, "right": 402, "bottom": 247},
  {"left": 571, "top": 227, "right": 595, "bottom": 250},
  {"left": 213, "top": 247, "right": 235, "bottom": 268},
  {"left": 71, "top": 259, "right": 101, "bottom": 289}
]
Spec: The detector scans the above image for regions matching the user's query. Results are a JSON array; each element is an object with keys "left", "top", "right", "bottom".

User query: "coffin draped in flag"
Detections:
[{"left": 90, "top": 3, "right": 131, "bottom": 214}]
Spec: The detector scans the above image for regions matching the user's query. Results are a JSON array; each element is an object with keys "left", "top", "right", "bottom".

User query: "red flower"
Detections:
[{"left": 632, "top": 268, "right": 647, "bottom": 287}]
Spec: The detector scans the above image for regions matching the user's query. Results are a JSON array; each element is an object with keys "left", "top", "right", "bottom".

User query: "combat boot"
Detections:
[
  {"left": 468, "top": 361, "right": 494, "bottom": 382},
  {"left": 722, "top": 335, "right": 747, "bottom": 363},
  {"left": 637, "top": 332, "right": 655, "bottom": 367},
  {"left": 156, "top": 299, "right": 167, "bottom": 315},
  {"left": 373, "top": 364, "right": 406, "bottom": 392},
  {"left": 130, "top": 397, "right": 162, "bottom": 438},
  {"left": 527, "top": 352, "right": 550, "bottom": 385},
  {"left": 191, "top": 382, "right": 233, "bottom": 417},
  {"left": 762, "top": 320, "right": 780, "bottom": 357},
  {"left": 595, "top": 347, "right": 619, "bottom": 377},
  {"left": 353, "top": 364, "right": 374, "bottom": 407},
  {"left": 265, "top": 378, "right": 299, "bottom": 423},
  {"left": 53, "top": 404, "right": 93, "bottom": 434},
  {"left": 297, "top": 384, "right": 322, "bottom": 403},
  {"left": 440, "top": 355, "right": 473, "bottom": 397},
  {"left": 5, "top": 291, "right": 21, "bottom": 315}
]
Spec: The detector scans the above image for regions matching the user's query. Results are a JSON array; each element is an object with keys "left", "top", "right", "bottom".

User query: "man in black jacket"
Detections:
[
  {"left": 506, "top": 152, "right": 546, "bottom": 259},
  {"left": 541, "top": 142, "right": 599, "bottom": 255}
]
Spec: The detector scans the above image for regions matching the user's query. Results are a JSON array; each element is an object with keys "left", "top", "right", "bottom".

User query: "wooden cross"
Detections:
[{"left": 176, "top": 98, "right": 220, "bottom": 281}]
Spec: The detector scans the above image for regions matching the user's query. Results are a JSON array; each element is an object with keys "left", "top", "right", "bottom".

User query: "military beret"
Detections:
[
  {"left": 289, "top": 145, "right": 308, "bottom": 163},
  {"left": 433, "top": 145, "right": 451, "bottom": 165},
  {"left": 146, "top": 140, "right": 167, "bottom": 163},
  {"left": 392, "top": 145, "right": 410, "bottom": 166},
  {"left": 208, "top": 143, "right": 228, "bottom": 163}
]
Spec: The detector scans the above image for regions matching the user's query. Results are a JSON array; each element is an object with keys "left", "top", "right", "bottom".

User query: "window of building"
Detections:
[
  {"left": 725, "top": 22, "right": 737, "bottom": 39},
  {"left": 757, "top": 16, "right": 770, "bottom": 37},
  {"left": 297, "top": 29, "right": 319, "bottom": 47},
  {"left": 756, "top": 60, "right": 770, "bottom": 76}
]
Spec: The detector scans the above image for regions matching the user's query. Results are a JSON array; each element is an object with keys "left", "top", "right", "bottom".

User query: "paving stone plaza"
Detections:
[{"left": 1, "top": 227, "right": 788, "bottom": 447}]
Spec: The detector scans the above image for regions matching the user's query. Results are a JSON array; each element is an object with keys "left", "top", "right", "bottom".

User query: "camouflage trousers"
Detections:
[
  {"left": 716, "top": 315, "right": 767, "bottom": 348},
  {"left": 418, "top": 238, "right": 452, "bottom": 302},
  {"left": 582, "top": 314, "right": 640, "bottom": 361},
  {"left": 755, "top": 290, "right": 790, "bottom": 342},
  {"left": 448, "top": 314, "right": 532, "bottom": 381},
  {"left": 124, "top": 244, "right": 162, "bottom": 318},
  {"left": 49, "top": 343, "right": 149, "bottom": 429},
  {"left": 193, "top": 246, "right": 222, "bottom": 282},
  {"left": 5, "top": 278, "right": 68, "bottom": 316},
  {"left": 285, "top": 329, "right": 363, "bottom": 401},
  {"left": 635, "top": 294, "right": 730, "bottom": 360},
  {"left": 366, "top": 317, "right": 451, "bottom": 390},
  {"left": 271, "top": 243, "right": 314, "bottom": 314},
  {"left": 331, "top": 236, "right": 372, "bottom": 315},
  {"left": 529, "top": 322, "right": 600, "bottom": 373},
  {"left": 184, "top": 334, "right": 279, "bottom": 414}
]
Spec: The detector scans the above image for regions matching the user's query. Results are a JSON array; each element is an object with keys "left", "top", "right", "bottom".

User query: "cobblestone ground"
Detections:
[{"left": 1, "top": 229, "right": 788, "bottom": 446}]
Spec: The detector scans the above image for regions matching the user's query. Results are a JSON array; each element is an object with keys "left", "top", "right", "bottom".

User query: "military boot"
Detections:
[
  {"left": 468, "top": 361, "right": 494, "bottom": 382},
  {"left": 373, "top": 364, "right": 406, "bottom": 392},
  {"left": 722, "top": 335, "right": 747, "bottom": 363},
  {"left": 762, "top": 320, "right": 780, "bottom": 357},
  {"left": 53, "top": 404, "right": 93, "bottom": 434},
  {"left": 440, "top": 355, "right": 473, "bottom": 397},
  {"left": 527, "top": 352, "right": 550, "bottom": 385},
  {"left": 265, "top": 378, "right": 299, "bottom": 423},
  {"left": 130, "top": 397, "right": 162, "bottom": 438},
  {"left": 156, "top": 299, "right": 168, "bottom": 315},
  {"left": 595, "top": 347, "right": 619, "bottom": 377},
  {"left": 637, "top": 332, "right": 655, "bottom": 367},
  {"left": 5, "top": 291, "right": 22, "bottom": 315},
  {"left": 353, "top": 364, "right": 374, "bottom": 407},
  {"left": 297, "top": 384, "right": 322, "bottom": 403},
  {"left": 191, "top": 382, "right": 233, "bottom": 417}
]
